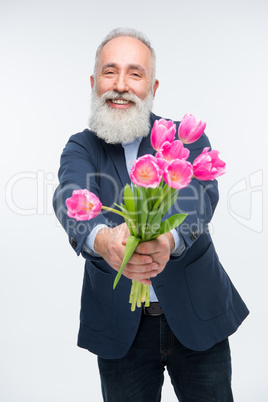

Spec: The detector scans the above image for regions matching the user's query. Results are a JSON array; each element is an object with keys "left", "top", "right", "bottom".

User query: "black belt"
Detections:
[{"left": 143, "top": 302, "right": 164, "bottom": 316}]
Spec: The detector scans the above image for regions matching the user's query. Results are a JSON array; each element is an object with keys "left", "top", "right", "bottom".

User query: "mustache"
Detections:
[{"left": 99, "top": 90, "right": 140, "bottom": 105}]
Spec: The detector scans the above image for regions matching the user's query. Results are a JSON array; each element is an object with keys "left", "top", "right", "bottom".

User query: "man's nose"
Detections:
[{"left": 113, "top": 73, "right": 129, "bottom": 92}]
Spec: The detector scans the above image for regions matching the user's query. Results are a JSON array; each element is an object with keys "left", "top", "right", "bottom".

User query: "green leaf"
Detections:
[
  {"left": 132, "top": 185, "right": 139, "bottom": 219},
  {"left": 112, "top": 203, "right": 136, "bottom": 235},
  {"left": 139, "top": 187, "right": 149, "bottom": 240},
  {"left": 144, "top": 210, "right": 162, "bottom": 239},
  {"left": 113, "top": 236, "right": 141, "bottom": 289},
  {"left": 115, "top": 202, "right": 131, "bottom": 218},
  {"left": 102, "top": 205, "right": 129, "bottom": 220},
  {"left": 158, "top": 190, "right": 178, "bottom": 217},
  {"left": 144, "top": 187, "right": 156, "bottom": 211},
  {"left": 124, "top": 184, "right": 135, "bottom": 213},
  {"left": 133, "top": 185, "right": 143, "bottom": 237},
  {"left": 159, "top": 213, "right": 187, "bottom": 234}
]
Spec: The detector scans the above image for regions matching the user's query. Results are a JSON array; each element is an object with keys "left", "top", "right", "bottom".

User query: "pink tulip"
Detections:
[
  {"left": 151, "top": 119, "right": 176, "bottom": 151},
  {"left": 178, "top": 113, "right": 206, "bottom": 144},
  {"left": 66, "top": 189, "right": 102, "bottom": 221},
  {"left": 163, "top": 159, "right": 193, "bottom": 189},
  {"left": 130, "top": 154, "right": 163, "bottom": 188},
  {"left": 156, "top": 140, "right": 190, "bottom": 170},
  {"left": 193, "top": 147, "right": 226, "bottom": 180}
]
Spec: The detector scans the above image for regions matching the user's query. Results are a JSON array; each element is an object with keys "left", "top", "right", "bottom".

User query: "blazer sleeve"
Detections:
[{"left": 53, "top": 131, "right": 112, "bottom": 258}]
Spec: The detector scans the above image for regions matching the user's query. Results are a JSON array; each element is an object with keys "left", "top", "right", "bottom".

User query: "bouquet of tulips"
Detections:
[{"left": 66, "top": 114, "right": 226, "bottom": 311}]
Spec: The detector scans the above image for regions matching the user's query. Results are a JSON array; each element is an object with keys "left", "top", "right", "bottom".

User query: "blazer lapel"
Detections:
[
  {"left": 138, "top": 113, "right": 158, "bottom": 157},
  {"left": 137, "top": 134, "right": 155, "bottom": 158},
  {"left": 102, "top": 142, "right": 131, "bottom": 187}
]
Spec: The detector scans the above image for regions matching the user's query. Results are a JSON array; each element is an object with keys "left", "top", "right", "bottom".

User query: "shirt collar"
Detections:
[{"left": 122, "top": 136, "right": 143, "bottom": 148}]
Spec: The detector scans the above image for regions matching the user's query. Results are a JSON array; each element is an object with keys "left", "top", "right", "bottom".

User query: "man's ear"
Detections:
[
  {"left": 90, "top": 75, "right": 94, "bottom": 89},
  {"left": 153, "top": 79, "right": 159, "bottom": 97}
]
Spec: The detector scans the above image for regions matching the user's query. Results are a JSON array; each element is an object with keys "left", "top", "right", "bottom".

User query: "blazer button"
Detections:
[
  {"left": 190, "top": 228, "right": 199, "bottom": 241},
  {"left": 71, "top": 238, "right": 78, "bottom": 249}
]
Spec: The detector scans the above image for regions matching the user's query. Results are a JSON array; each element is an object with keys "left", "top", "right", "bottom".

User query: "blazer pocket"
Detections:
[
  {"left": 185, "top": 243, "right": 232, "bottom": 321},
  {"left": 80, "top": 263, "right": 113, "bottom": 331}
]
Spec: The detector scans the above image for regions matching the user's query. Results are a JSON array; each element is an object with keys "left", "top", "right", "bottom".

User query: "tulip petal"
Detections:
[
  {"left": 130, "top": 154, "right": 163, "bottom": 188},
  {"left": 66, "top": 189, "right": 102, "bottom": 221},
  {"left": 193, "top": 148, "right": 226, "bottom": 180},
  {"left": 163, "top": 159, "right": 193, "bottom": 189},
  {"left": 156, "top": 140, "right": 190, "bottom": 164},
  {"left": 178, "top": 113, "right": 206, "bottom": 144},
  {"left": 151, "top": 119, "right": 176, "bottom": 151}
]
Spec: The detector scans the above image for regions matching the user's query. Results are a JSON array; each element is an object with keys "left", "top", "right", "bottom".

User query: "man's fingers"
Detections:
[
  {"left": 127, "top": 251, "right": 153, "bottom": 265},
  {"left": 124, "top": 261, "right": 158, "bottom": 274},
  {"left": 123, "top": 268, "right": 157, "bottom": 283}
]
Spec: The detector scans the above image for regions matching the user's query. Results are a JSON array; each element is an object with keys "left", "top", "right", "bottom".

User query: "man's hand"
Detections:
[
  {"left": 133, "top": 232, "right": 174, "bottom": 277},
  {"left": 94, "top": 223, "right": 174, "bottom": 285}
]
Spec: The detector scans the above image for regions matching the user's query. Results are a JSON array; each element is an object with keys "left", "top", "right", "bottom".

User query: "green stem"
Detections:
[
  {"left": 102, "top": 206, "right": 137, "bottom": 235},
  {"left": 101, "top": 205, "right": 126, "bottom": 217},
  {"left": 145, "top": 285, "right": 150, "bottom": 307},
  {"left": 136, "top": 284, "right": 142, "bottom": 308},
  {"left": 152, "top": 184, "right": 170, "bottom": 210},
  {"left": 129, "top": 281, "right": 135, "bottom": 304},
  {"left": 113, "top": 236, "right": 141, "bottom": 289},
  {"left": 131, "top": 281, "right": 139, "bottom": 311},
  {"left": 140, "top": 284, "right": 146, "bottom": 302}
]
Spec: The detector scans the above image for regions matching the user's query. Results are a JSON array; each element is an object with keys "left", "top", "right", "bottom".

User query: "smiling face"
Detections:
[
  {"left": 90, "top": 36, "right": 159, "bottom": 108},
  {"left": 89, "top": 35, "right": 159, "bottom": 144}
]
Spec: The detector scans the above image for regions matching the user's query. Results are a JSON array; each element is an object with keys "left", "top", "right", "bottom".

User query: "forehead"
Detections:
[{"left": 96, "top": 36, "right": 154, "bottom": 74}]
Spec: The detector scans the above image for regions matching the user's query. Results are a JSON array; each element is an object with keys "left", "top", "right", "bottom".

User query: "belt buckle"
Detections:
[
  {"left": 143, "top": 304, "right": 150, "bottom": 315},
  {"left": 143, "top": 302, "right": 163, "bottom": 316}
]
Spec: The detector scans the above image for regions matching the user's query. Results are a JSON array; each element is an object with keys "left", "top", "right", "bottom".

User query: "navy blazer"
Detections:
[{"left": 53, "top": 113, "right": 249, "bottom": 359}]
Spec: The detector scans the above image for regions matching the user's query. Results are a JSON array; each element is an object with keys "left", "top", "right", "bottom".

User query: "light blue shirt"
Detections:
[{"left": 84, "top": 137, "right": 185, "bottom": 301}]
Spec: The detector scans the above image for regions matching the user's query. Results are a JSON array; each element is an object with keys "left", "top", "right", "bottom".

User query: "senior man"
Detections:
[{"left": 53, "top": 28, "right": 249, "bottom": 402}]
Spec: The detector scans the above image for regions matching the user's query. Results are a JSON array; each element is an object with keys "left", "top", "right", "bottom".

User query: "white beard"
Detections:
[{"left": 89, "top": 89, "right": 154, "bottom": 144}]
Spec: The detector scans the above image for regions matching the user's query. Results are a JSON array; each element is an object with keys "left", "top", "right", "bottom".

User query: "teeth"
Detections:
[{"left": 111, "top": 99, "right": 131, "bottom": 105}]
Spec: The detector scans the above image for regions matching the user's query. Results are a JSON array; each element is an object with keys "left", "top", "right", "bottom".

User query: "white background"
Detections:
[{"left": 1, "top": 0, "right": 267, "bottom": 400}]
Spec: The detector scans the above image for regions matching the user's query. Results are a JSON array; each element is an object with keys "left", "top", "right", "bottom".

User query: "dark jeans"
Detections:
[{"left": 98, "top": 314, "right": 233, "bottom": 402}]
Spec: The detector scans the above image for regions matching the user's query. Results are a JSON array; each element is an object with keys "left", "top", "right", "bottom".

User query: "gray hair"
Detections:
[{"left": 93, "top": 27, "right": 156, "bottom": 83}]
